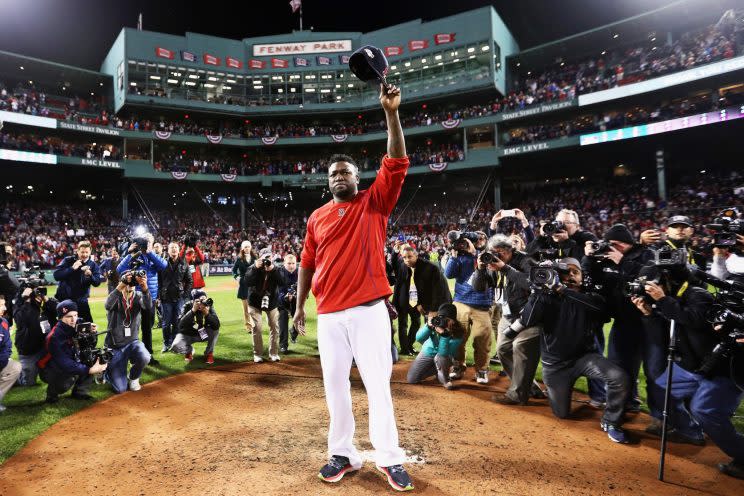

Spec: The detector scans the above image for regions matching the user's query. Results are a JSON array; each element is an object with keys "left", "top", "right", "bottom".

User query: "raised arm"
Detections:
[{"left": 381, "top": 84, "right": 405, "bottom": 159}]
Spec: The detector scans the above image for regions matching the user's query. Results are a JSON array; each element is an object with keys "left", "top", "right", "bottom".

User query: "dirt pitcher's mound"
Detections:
[{"left": 0, "top": 358, "right": 741, "bottom": 495}]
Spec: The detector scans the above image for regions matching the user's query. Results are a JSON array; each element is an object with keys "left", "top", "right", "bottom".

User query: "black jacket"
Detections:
[
  {"left": 158, "top": 256, "right": 192, "bottom": 303},
  {"left": 471, "top": 250, "right": 534, "bottom": 318},
  {"left": 0, "top": 267, "right": 20, "bottom": 325},
  {"left": 232, "top": 258, "right": 253, "bottom": 300},
  {"left": 527, "top": 229, "right": 597, "bottom": 261},
  {"left": 522, "top": 288, "right": 608, "bottom": 366},
  {"left": 581, "top": 244, "right": 654, "bottom": 323},
  {"left": 644, "top": 288, "right": 718, "bottom": 375},
  {"left": 243, "top": 265, "right": 287, "bottom": 310},
  {"left": 392, "top": 257, "right": 451, "bottom": 313},
  {"left": 178, "top": 308, "right": 220, "bottom": 338},
  {"left": 277, "top": 268, "right": 299, "bottom": 311},
  {"left": 13, "top": 299, "right": 57, "bottom": 356}
]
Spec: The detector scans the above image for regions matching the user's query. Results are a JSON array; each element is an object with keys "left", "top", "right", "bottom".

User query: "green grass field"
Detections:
[{"left": 1, "top": 277, "right": 742, "bottom": 464}]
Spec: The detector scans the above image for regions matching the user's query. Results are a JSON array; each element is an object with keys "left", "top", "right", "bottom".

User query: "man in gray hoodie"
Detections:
[{"left": 103, "top": 271, "right": 152, "bottom": 393}]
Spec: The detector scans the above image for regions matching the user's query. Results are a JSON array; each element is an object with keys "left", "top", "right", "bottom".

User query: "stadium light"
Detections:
[
  {"left": 468, "top": 55, "right": 474, "bottom": 60},
  {"left": 134, "top": 225, "right": 147, "bottom": 236},
  {"left": 481, "top": 45, "right": 489, "bottom": 51},
  {"left": 185, "top": 81, "right": 196, "bottom": 86},
  {"left": 188, "top": 74, "right": 198, "bottom": 79},
  {"left": 208, "top": 76, "right": 218, "bottom": 81},
  {"left": 467, "top": 47, "right": 475, "bottom": 53},
  {"left": 167, "top": 79, "right": 178, "bottom": 84},
  {"left": 149, "top": 75, "right": 161, "bottom": 80},
  {"left": 204, "top": 83, "right": 215, "bottom": 88},
  {"left": 19, "top": 66, "right": 23, "bottom": 70},
  {"left": 130, "top": 82, "right": 137, "bottom": 86},
  {"left": 516, "top": 62, "right": 521, "bottom": 67},
  {"left": 601, "top": 50, "right": 606, "bottom": 55},
  {"left": 421, "top": 58, "right": 427, "bottom": 63},
  {"left": 613, "top": 33, "right": 619, "bottom": 39},
  {"left": 453, "top": 58, "right": 459, "bottom": 63},
  {"left": 434, "top": 55, "right": 442, "bottom": 60},
  {"left": 390, "top": 65, "right": 397, "bottom": 70},
  {"left": 404, "top": 62, "right": 411, "bottom": 67}
]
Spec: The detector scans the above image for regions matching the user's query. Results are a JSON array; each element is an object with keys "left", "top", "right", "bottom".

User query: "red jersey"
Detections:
[{"left": 301, "top": 155, "right": 409, "bottom": 314}]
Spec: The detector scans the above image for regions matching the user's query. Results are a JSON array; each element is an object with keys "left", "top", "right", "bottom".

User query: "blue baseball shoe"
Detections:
[{"left": 376, "top": 464, "right": 414, "bottom": 491}]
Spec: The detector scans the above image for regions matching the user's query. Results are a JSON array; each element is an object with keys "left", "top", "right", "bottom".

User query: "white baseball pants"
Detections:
[{"left": 317, "top": 299, "right": 405, "bottom": 468}]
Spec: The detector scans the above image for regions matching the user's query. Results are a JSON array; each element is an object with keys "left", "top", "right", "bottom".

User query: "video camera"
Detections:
[
  {"left": 706, "top": 208, "right": 744, "bottom": 248},
  {"left": 447, "top": 219, "right": 481, "bottom": 254},
  {"left": 182, "top": 230, "right": 199, "bottom": 248},
  {"left": 74, "top": 322, "right": 113, "bottom": 367},
  {"left": 529, "top": 260, "right": 570, "bottom": 292},
  {"left": 624, "top": 246, "right": 688, "bottom": 298},
  {"left": 18, "top": 266, "right": 49, "bottom": 298}
]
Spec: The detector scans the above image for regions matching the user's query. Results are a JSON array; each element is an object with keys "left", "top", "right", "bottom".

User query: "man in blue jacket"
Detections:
[
  {"left": 37, "top": 300, "right": 108, "bottom": 403},
  {"left": 117, "top": 233, "right": 167, "bottom": 365},
  {"left": 53, "top": 240, "right": 102, "bottom": 323},
  {"left": 444, "top": 236, "right": 494, "bottom": 384},
  {"left": 0, "top": 295, "right": 22, "bottom": 412}
]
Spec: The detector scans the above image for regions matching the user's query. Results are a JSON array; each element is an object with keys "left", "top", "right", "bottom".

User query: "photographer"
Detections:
[
  {"left": 13, "top": 286, "right": 57, "bottom": 386},
  {"left": 488, "top": 209, "right": 535, "bottom": 245},
  {"left": 528, "top": 209, "right": 598, "bottom": 261},
  {"left": 583, "top": 224, "right": 654, "bottom": 413},
  {"left": 0, "top": 296, "right": 21, "bottom": 412},
  {"left": 521, "top": 258, "right": 632, "bottom": 444},
  {"left": 277, "top": 254, "right": 299, "bottom": 353},
  {"left": 158, "top": 242, "right": 192, "bottom": 352},
  {"left": 243, "top": 248, "right": 286, "bottom": 362},
  {"left": 232, "top": 241, "right": 255, "bottom": 334},
  {"left": 640, "top": 215, "right": 707, "bottom": 267},
  {"left": 407, "top": 303, "right": 464, "bottom": 389},
  {"left": 53, "top": 240, "right": 102, "bottom": 323},
  {"left": 103, "top": 271, "right": 152, "bottom": 393},
  {"left": 444, "top": 234, "right": 494, "bottom": 384},
  {"left": 99, "top": 246, "right": 121, "bottom": 294},
  {"left": 0, "top": 242, "right": 20, "bottom": 326},
  {"left": 393, "top": 244, "right": 452, "bottom": 356},
  {"left": 171, "top": 290, "right": 220, "bottom": 365},
  {"left": 117, "top": 233, "right": 167, "bottom": 364},
  {"left": 631, "top": 270, "right": 744, "bottom": 478},
  {"left": 471, "top": 234, "right": 539, "bottom": 405},
  {"left": 37, "top": 300, "right": 108, "bottom": 403}
]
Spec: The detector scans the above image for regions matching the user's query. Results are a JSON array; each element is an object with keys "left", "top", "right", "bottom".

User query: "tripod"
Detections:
[{"left": 658, "top": 318, "right": 676, "bottom": 481}]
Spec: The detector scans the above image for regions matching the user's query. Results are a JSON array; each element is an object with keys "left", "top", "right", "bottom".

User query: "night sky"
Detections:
[{"left": 0, "top": 0, "right": 705, "bottom": 70}]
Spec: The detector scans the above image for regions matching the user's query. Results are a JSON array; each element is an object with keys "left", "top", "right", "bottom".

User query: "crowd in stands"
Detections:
[
  {"left": 3, "top": 169, "right": 741, "bottom": 272},
  {"left": 0, "top": 131, "right": 122, "bottom": 160},
  {"left": 504, "top": 88, "right": 744, "bottom": 146}
]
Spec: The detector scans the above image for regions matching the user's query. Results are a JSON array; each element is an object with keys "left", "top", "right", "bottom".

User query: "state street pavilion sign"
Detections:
[{"left": 253, "top": 40, "right": 352, "bottom": 56}]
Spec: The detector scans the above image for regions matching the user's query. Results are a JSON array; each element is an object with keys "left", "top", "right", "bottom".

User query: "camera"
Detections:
[
  {"left": 529, "top": 260, "right": 569, "bottom": 291},
  {"left": 624, "top": 275, "right": 659, "bottom": 298},
  {"left": 261, "top": 257, "right": 272, "bottom": 268},
  {"left": 429, "top": 315, "right": 453, "bottom": 337},
  {"left": 447, "top": 230, "right": 480, "bottom": 253},
  {"left": 261, "top": 294, "right": 270, "bottom": 310},
  {"left": 588, "top": 240, "right": 612, "bottom": 257},
  {"left": 479, "top": 252, "right": 498, "bottom": 265},
  {"left": 706, "top": 208, "right": 744, "bottom": 248},
  {"left": 652, "top": 246, "right": 687, "bottom": 267},
  {"left": 74, "top": 322, "right": 113, "bottom": 367},
  {"left": 286, "top": 283, "right": 297, "bottom": 298},
  {"left": 19, "top": 266, "right": 48, "bottom": 297},
  {"left": 182, "top": 230, "right": 199, "bottom": 248},
  {"left": 198, "top": 296, "right": 214, "bottom": 307},
  {"left": 542, "top": 220, "right": 565, "bottom": 235},
  {"left": 125, "top": 269, "right": 147, "bottom": 286}
]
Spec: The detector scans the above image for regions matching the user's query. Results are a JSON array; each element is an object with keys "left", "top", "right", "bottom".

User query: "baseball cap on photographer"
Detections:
[
  {"left": 666, "top": 215, "right": 693, "bottom": 227},
  {"left": 349, "top": 45, "right": 389, "bottom": 86},
  {"left": 557, "top": 257, "right": 581, "bottom": 269},
  {"left": 56, "top": 299, "right": 78, "bottom": 318}
]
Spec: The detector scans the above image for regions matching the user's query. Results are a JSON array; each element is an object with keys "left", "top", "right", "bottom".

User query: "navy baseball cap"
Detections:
[
  {"left": 666, "top": 215, "right": 693, "bottom": 227},
  {"left": 349, "top": 45, "right": 389, "bottom": 86},
  {"left": 56, "top": 299, "right": 78, "bottom": 318}
]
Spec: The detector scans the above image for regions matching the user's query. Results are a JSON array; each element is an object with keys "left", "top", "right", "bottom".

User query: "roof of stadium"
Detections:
[{"left": 1, "top": 0, "right": 738, "bottom": 71}]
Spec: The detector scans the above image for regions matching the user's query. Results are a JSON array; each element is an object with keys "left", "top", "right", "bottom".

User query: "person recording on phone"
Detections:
[
  {"left": 244, "top": 248, "right": 286, "bottom": 363},
  {"left": 53, "top": 240, "right": 102, "bottom": 323},
  {"left": 407, "top": 303, "right": 464, "bottom": 389},
  {"left": 13, "top": 285, "right": 57, "bottom": 386},
  {"left": 471, "top": 234, "right": 540, "bottom": 405},
  {"left": 37, "top": 300, "right": 108, "bottom": 403},
  {"left": 103, "top": 271, "right": 152, "bottom": 393}
]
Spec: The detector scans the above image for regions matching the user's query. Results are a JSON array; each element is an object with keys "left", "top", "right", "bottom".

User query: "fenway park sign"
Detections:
[{"left": 253, "top": 40, "right": 352, "bottom": 56}]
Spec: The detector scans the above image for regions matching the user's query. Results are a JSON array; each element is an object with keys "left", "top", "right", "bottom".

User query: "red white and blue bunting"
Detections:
[
  {"left": 330, "top": 134, "right": 348, "bottom": 143},
  {"left": 220, "top": 173, "right": 237, "bottom": 182},
  {"left": 440, "top": 118, "right": 461, "bottom": 129},
  {"left": 206, "top": 134, "right": 223, "bottom": 144},
  {"left": 261, "top": 136, "right": 278, "bottom": 145},
  {"left": 428, "top": 162, "right": 448, "bottom": 172},
  {"left": 154, "top": 130, "right": 172, "bottom": 140},
  {"left": 170, "top": 171, "right": 188, "bottom": 180}
]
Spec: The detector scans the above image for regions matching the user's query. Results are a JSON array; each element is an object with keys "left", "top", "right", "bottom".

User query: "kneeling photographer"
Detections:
[
  {"left": 37, "top": 300, "right": 108, "bottom": 403},
  {"left": 172, "top": 290, "right": 220, "bottom": 365},
  {"left": 471, "top": 234, "right": 540, "bottom": 405},
  {"left": 630, "top": 263, "right": 744, "bottom": 479},
  {"left": 244, "top": 248, "right": 286, "bottom": 363},
  {"left": 13, "top": 283, "right": 57, "bottom": 386},
  {"left": 521, "top": 258, "right": 632, "bottom": 444},
  {"left": 407, "top": 303, "right": 464, "bottom": 389},
  {"left": 103, "top": 271, "right": 152, "bottom": 393},
  {"left": 583, "top": 224, "right": 654, "bottom": 413}
]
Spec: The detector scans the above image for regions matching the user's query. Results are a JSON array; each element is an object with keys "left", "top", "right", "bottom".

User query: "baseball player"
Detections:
[{"left": 294, "top": 82, "right": 413, "bottom": 492}]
